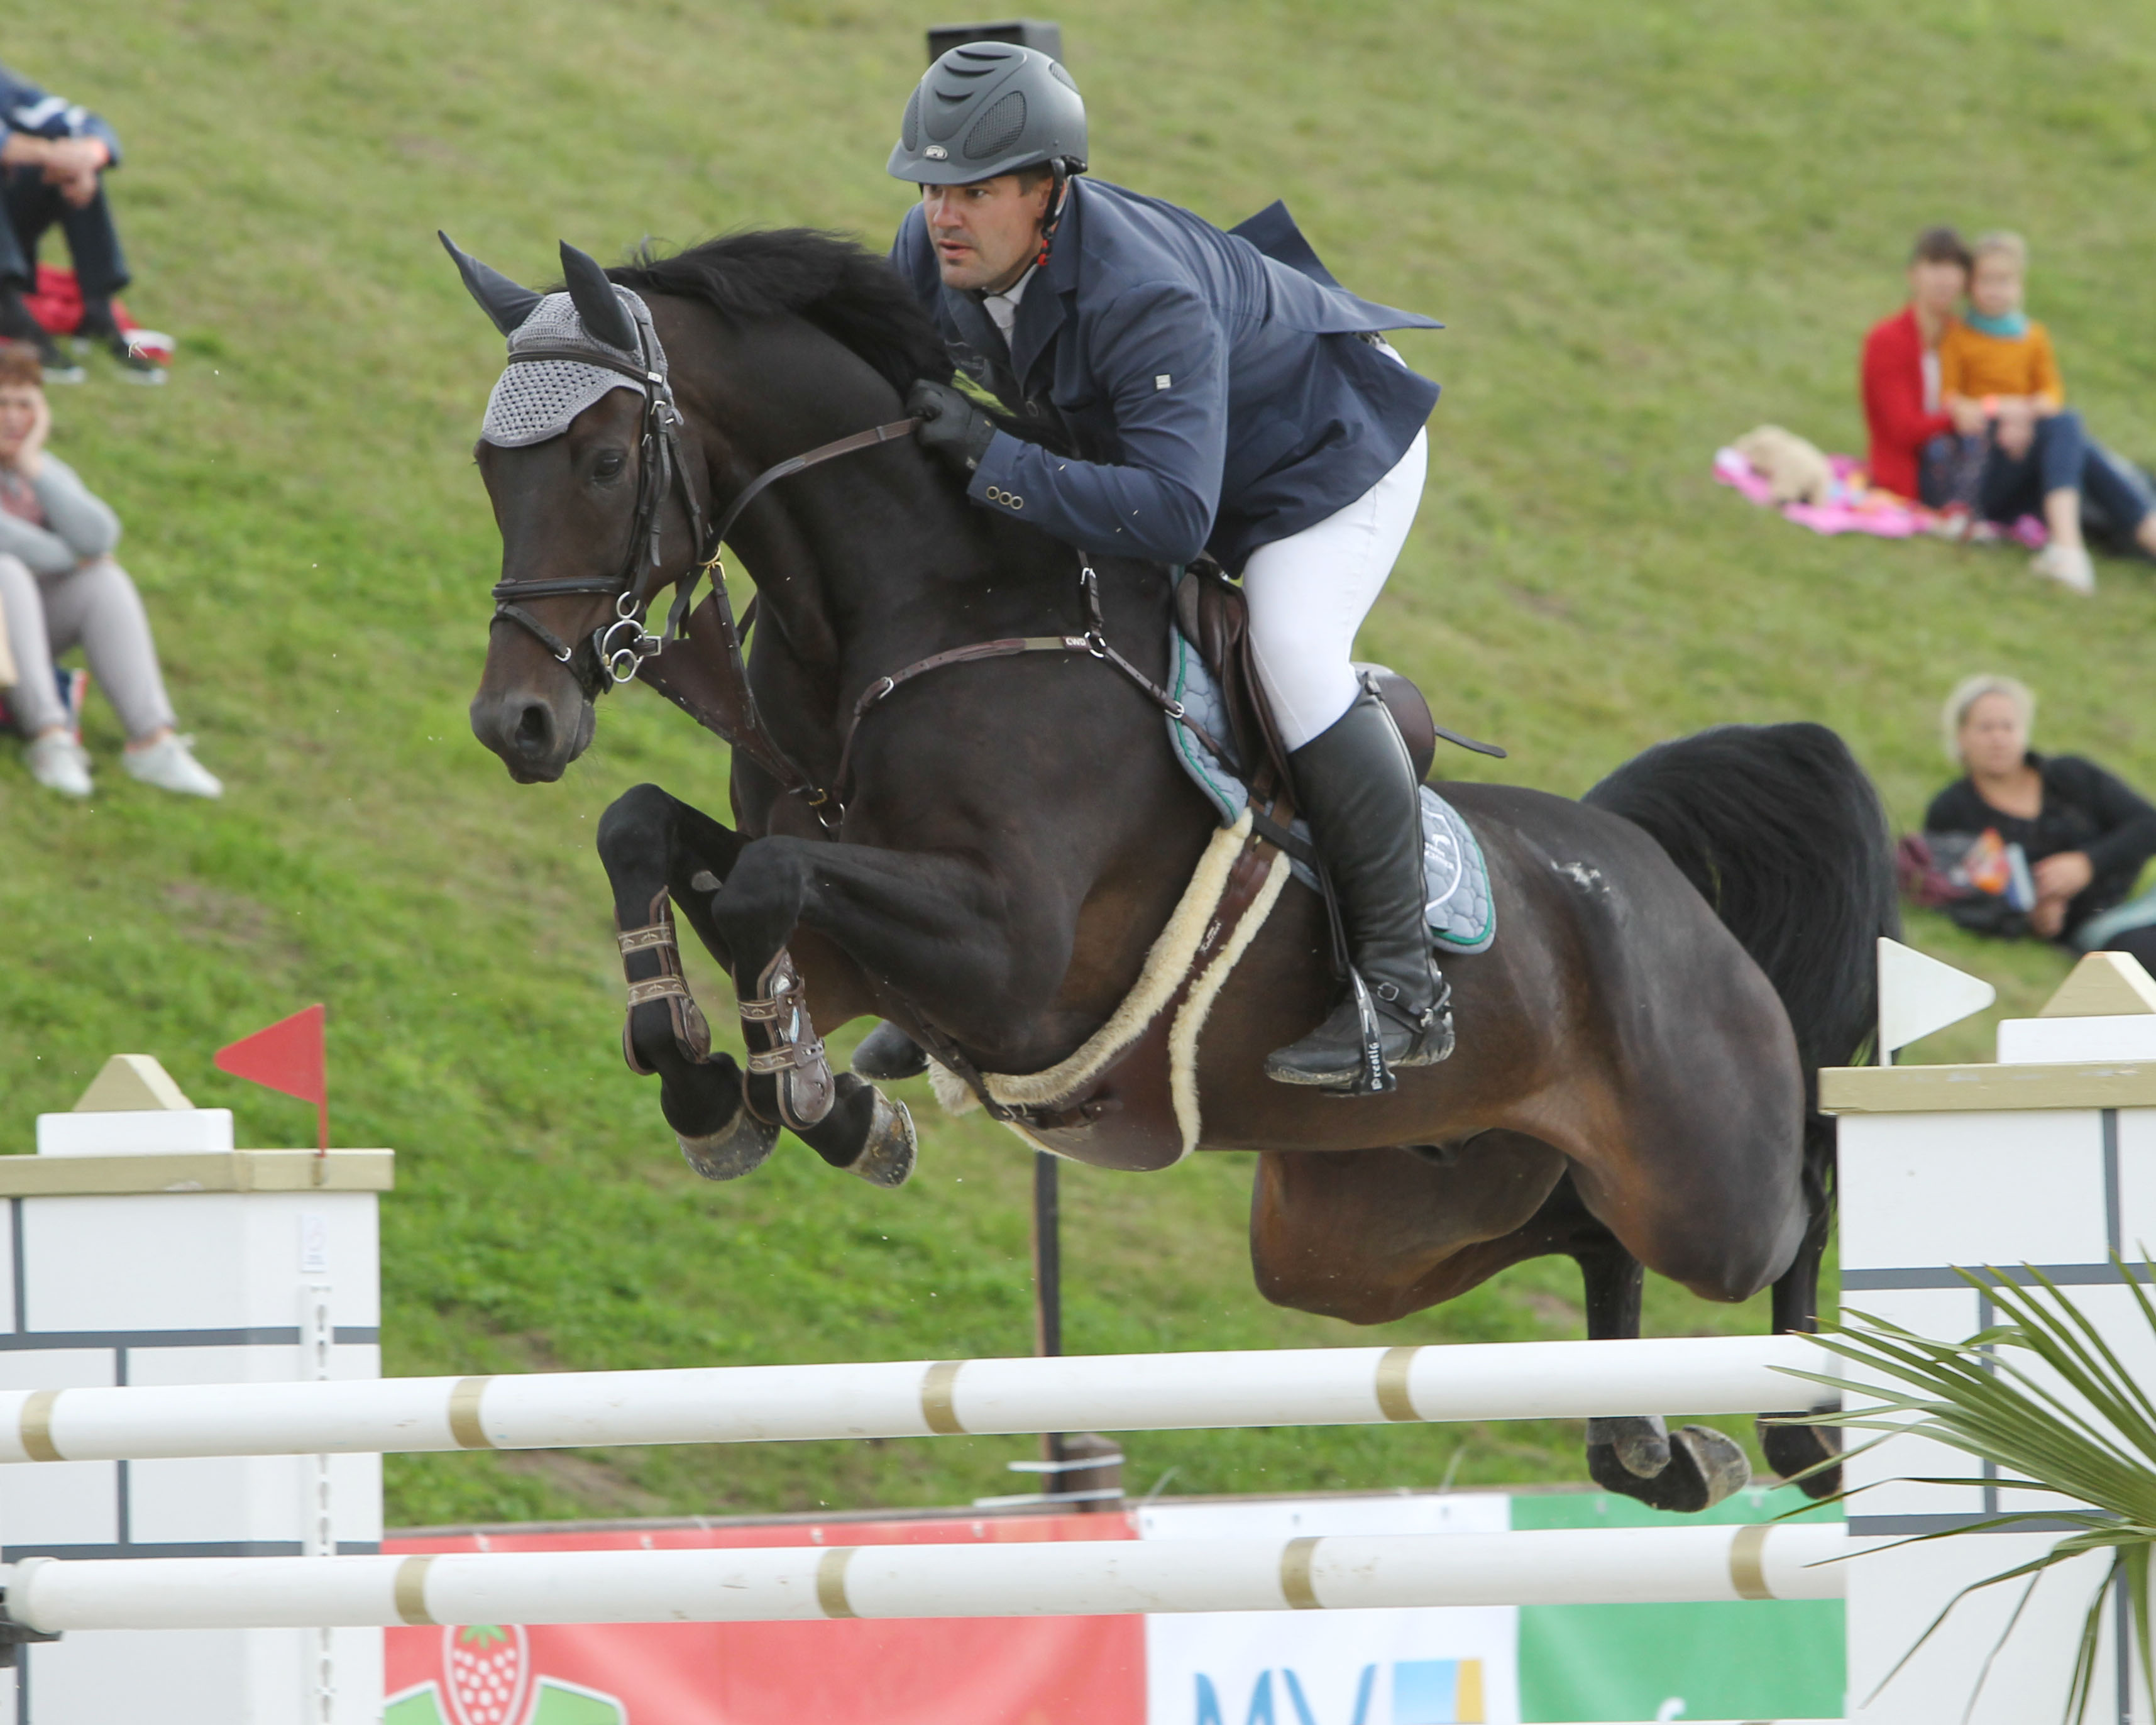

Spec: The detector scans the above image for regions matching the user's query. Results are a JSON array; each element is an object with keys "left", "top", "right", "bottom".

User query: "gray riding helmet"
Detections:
[{"left": 886, "top": 42, "right": 1087, "bottom": 185}]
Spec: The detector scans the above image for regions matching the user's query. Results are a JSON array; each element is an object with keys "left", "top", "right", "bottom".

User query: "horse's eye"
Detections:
[{"left": 593, "top": 451, "right": 627, "bottom": 482}]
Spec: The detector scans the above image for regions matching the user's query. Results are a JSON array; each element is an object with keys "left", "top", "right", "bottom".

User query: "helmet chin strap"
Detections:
[{"left": 1033, "top": 164, "right": 1072, "bottom": 269}]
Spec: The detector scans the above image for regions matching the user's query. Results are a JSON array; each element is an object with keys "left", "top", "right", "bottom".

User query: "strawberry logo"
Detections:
[{"left": 442, "top": 1624, "right": 532, "bottom": 1725}]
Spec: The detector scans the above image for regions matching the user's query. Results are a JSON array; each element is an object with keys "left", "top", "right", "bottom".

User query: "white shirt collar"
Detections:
[{"left": 981, "top": 265, "right": 1036, "bottom": 341}]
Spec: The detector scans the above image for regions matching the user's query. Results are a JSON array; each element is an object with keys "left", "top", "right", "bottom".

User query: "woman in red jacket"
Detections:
[{"left": 1859, "top": 226, "right": 1967, "bottom": 502}]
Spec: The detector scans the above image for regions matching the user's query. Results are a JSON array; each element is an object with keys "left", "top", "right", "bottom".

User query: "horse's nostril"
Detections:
[{"left": 514, "top": 703, "right": 554, "bottom": 756}]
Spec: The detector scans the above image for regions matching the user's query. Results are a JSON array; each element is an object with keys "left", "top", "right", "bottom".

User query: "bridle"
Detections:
[{"left": 486, "top": 303, "right": 1229, "bottom": 832}]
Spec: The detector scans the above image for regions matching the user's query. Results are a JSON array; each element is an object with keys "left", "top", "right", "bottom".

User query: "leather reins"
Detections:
[{"left": 486, "top": 321, "right": 1230, "bottom": 832}]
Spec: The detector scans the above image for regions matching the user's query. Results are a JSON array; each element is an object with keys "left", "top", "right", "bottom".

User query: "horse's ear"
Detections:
[
  {"left": 559, "top": 241, "right": 639, "bottom": 353},
  {"left": 438, "top": 231, "right": 543, "bottom": 335}
]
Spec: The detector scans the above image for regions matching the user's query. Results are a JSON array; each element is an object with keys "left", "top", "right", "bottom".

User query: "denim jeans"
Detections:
[
  {"left": 1977, "top": 407, "right": 2153, "bottom": 537},
  {"left": 0, "top": 165, "right": 130, "bottom": 300}
]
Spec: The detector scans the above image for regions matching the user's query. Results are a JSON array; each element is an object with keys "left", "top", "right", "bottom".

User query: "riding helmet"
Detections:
[{"left": 886, "top": 43, "right": 1087, "bottom": 185}]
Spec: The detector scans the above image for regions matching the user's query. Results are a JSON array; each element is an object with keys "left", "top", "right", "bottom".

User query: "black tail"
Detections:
[{"left": 1583, "top": 722, "right": 1899, "bottom": 1083}]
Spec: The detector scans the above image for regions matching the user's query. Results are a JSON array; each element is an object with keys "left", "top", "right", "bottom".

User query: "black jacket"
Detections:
[{"left": 1926, "top": 753, "right": 2156, "bottom": 935}]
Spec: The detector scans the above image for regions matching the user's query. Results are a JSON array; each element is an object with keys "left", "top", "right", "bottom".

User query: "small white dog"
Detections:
[{"left": 1734, "top": 424, "right": 1834, "bottom": 507}]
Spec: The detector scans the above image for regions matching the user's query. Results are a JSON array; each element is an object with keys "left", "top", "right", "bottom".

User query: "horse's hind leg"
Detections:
[
  {"left": 1756, "top": 1118, "right": 1842, "bottom": 1497},
  {"left": 1551, "top": 1179, "right": 1752, "bottom": 1514},
  {"left": 597, "top": 784, "right": 776, "bottom": 1181}
]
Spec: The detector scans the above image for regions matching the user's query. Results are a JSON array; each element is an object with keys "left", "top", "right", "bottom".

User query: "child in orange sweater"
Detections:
[
  {"left": 1932, "top": 231, "right": 2142, "bottom": 592},
  {"left": 1940, "top": 232, "right": 2063, "bottom": 416}
]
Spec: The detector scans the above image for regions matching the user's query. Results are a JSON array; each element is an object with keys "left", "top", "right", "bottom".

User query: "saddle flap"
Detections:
[
  {"left": 1174, "top": 561, "right": 1294, "bottom": 797},
  {"left": 1172, "top": 563, "right": 1441, "bottom": 789}
]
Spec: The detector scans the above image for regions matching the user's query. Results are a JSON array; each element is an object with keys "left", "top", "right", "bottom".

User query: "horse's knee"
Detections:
[
  {"left": 707, "top": 839, "right": 808, "bottom": 964},
  {"left": 597, "top": 783, "right": 676, "bottom": 872}
]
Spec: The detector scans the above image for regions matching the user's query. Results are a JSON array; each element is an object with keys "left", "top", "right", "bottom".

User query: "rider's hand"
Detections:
[{"left": 906, "top": 378, "right": 998, "bottom": 475}]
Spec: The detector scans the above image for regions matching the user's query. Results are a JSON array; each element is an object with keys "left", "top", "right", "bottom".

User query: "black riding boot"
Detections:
[{"left": 1265, "top": 686, "right": 1454, "bottom": 1089}]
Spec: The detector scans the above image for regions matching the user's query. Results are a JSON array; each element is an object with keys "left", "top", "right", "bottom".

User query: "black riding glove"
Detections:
[{"left": 906, "top": 378, "right": 999, "bottom": 475}]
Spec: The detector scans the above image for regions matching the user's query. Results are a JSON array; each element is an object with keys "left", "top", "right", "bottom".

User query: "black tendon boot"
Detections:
[{"left": 1265, "top": 686, "right": 1454, "bottom": 1089}]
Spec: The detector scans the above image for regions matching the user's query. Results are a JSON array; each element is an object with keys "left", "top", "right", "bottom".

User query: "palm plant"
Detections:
[{"left": 1785, "top": 1261, "right": 2156, "bottom": 1724}]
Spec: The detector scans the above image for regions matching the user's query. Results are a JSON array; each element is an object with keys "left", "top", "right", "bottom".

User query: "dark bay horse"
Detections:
[{"left": 458, "top": 229, "right": 1898, "bottom": 1513}]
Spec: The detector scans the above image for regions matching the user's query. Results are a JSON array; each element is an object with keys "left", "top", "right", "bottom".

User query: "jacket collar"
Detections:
[{"left": 1007, "top": 177, "right": 1084, "bottom": 387}]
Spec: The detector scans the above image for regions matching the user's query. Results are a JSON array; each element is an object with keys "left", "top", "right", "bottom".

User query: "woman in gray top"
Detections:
[{"left": 0, "top": 343, "right": 217, "bottom": 796}]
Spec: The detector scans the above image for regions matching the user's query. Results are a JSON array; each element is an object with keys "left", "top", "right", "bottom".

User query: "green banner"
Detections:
[{"left": 1512, "top": 1484, "right": 1845, "bottom": 1721}]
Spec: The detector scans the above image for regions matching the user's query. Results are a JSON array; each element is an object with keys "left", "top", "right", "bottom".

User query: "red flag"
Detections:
[{"left": 215, "top": 1005, "right": 328, "bottom": 1152}]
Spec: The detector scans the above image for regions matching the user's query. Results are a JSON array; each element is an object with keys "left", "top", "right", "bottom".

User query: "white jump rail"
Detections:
[
  {"left": 0, "top": 1334, "right": 1835, "bottom": 1463},
  {"left": 0, "top": 1523, "right": 1850, "bottom": 1632}
]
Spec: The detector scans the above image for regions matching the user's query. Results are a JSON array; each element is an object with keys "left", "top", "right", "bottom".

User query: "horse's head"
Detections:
[{"left": 446, "top": 234, "right": 708, "bottom": 782}]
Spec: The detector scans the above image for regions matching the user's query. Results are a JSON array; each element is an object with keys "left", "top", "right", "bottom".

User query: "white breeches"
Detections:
[{"left": 1241, "top": 427, "right": 1427, "bottom": 751}]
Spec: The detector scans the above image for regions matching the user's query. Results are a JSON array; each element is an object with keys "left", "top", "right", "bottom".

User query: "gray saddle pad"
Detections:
[{"left": 1165, "top": 630, "right": 1495, "bottom": 955}]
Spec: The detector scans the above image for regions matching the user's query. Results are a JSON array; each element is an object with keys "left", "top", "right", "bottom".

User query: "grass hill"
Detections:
[{"left": 4, "top": 0, "right": 2153, "bottom": 1528}]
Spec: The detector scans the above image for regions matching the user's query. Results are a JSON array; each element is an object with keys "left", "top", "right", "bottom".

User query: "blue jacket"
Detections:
[
  {"left": 0, "top": 64, "right": 122, "bottom": 167},
  {"left": 891, "top": 179, "right": 1439, "bottom": 570}
]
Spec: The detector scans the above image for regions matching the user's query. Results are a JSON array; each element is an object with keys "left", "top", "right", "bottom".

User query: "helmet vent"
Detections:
[
  {"left": 964, "top": 91, "right": 1028, "bottom": 160},
  {"left": 901, "top": 88, "right": 920, "bottom": 152}
]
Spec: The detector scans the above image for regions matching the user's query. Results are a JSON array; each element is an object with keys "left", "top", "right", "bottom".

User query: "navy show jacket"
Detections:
[{"left": 891, "top": 179, "right": 1440, "bottom": 571}]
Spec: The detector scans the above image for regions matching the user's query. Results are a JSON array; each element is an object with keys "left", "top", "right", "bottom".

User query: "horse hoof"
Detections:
[
  {"left": 851, "top": 1020, "right": 929, "bottom": 1081},
  {"left": 1587, "top": 1414, "right": 1671, "bottom": 1480},
  {"left": 1587, "top": 1422, "right": 1750, "bottom": 1513},
  {"left": 1759, "top": 1414, "right": 1843, "bottom": 1499},
  {"left": 676, "top": 1103, "right": 779, "bottom": 1182},
  {"left": 842, "top": 1090, "right": 916, "bottom": 1189}
]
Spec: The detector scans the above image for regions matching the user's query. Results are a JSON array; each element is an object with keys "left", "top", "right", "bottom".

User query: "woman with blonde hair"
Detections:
[{"left": 1924, "top": 675, "right": 2156, "bottom": 967}]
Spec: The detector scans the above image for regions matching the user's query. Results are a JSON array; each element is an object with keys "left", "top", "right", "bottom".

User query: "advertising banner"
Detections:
[
  {"left": 384, "top": 1513, "right": 1143, "bottom": 1725},
  {"left": 384, "top": 1487, "right": 1844, "bottom": 1724}
]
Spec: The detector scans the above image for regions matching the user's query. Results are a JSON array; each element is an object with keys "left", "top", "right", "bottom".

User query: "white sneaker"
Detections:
[
  {"left": 2030, "top": 543, "right": 2097, "bottom": 594},
  {"left": 25, "top": 732, "right": 94, "bottom": 797},
  {"left": 123, "top": 733, "right": 223, "bottom": 798}
]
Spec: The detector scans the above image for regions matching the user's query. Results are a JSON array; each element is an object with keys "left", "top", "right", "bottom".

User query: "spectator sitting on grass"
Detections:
[
  {"left": 1935, "top": 232, "right": 2156, "bottom": 596},
  {"left": 1861, "top": 226, "right": 2156, "bottom": 595},
  {"left": 0, "top": 61, "right": 159, "bottom": 383},
  {"left": 1927, "top": 674, "right": 2156, "bottom": 973},
  {"left": 0, "top": 342, "right": 218, "bottom": 798}
]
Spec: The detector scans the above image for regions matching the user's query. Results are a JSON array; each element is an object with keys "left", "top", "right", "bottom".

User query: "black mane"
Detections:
[{"left": 608, "top": 229, "right": 952, "bottom": 397}]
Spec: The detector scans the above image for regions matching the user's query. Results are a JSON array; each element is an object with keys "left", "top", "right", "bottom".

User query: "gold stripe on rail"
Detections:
[
  {"left": 816, "top": 1547, "right": 858, "bottom": 1619},
  {"left": 19, "top": 1390, "right": 63, "bottom": 1462},
  {"left": 1374, "top": 1347, "right": 1422, "bottom": 1422},
  {"left": 1729, "top": 1523, "right": 1773, "bottom": 1600},
  {"left": 920, "top": 1361, "right": 967, "bottom": 1435},
  {"left": 447, "top": 1378, "right": 495, "bottom": 1450},
  {"left": 393, "top": 1556, "right": 437, "bottom": 1625},
  {"left": 1279, "top": 1536, "right": 1323, "bottom": 1609}
]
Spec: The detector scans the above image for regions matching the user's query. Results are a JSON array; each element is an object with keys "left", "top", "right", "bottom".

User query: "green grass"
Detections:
[{"left": 3, "top": 0, "right": 2152, "bottom": 1527}]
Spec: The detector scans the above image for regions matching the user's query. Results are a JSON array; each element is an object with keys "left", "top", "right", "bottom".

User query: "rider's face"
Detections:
[{"left": 920, "top": 175, "right": 1053, "bottom": 293}]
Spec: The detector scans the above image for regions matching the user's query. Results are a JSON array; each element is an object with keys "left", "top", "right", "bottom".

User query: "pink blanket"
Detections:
[{"left": 1712, "top": 446, "right": 2046, "bottom": 545}]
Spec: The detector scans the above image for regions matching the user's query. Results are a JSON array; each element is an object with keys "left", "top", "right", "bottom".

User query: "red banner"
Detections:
[{"left": 385, "top": 1513, "right": 1145, "bottom": 1725}]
